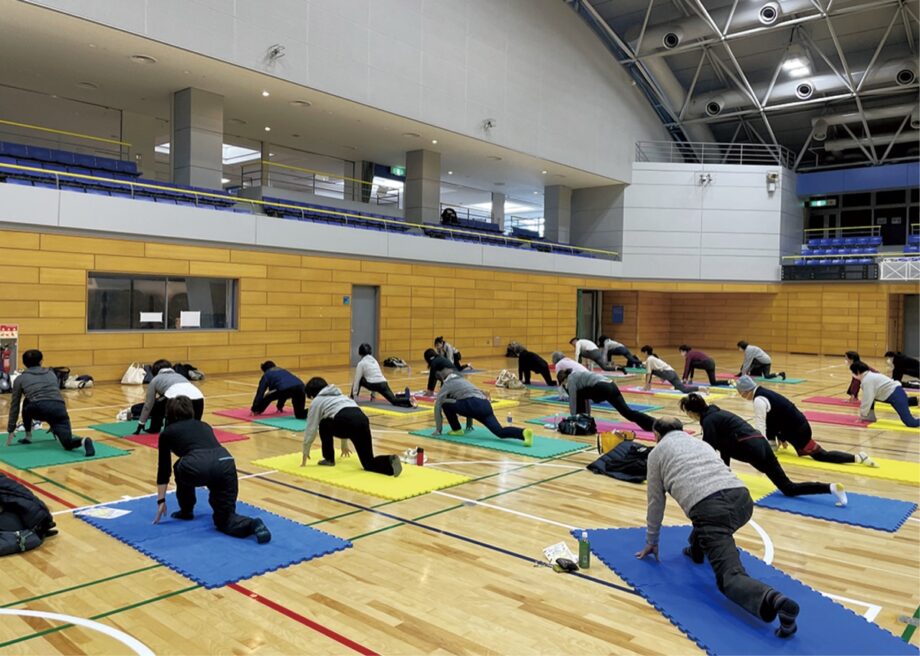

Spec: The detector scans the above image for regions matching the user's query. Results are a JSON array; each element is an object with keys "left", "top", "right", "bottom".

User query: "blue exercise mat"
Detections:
[
  {"left": 531, "top": 394, "right": 661, "bottom": 413},
  {"left": 77, "top": 488, "right": 350, "bottom": 588},
  {"left": 578, "top": 526, "right": 914, "bottom": 655},
  {"left": 756, "top": 491, "right": 916, "bottom": 533}
]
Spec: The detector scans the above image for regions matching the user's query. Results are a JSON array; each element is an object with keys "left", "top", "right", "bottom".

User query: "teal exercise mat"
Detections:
[
  {"left": 1, "top": 430, "right": 128, "bottom": 469},
  {"left": 89, "top": 421, "right": 146, "bottom": 437},
  {"left": 530, "top": 395, "right": 662, "bottom": 413},
  {"left": 252, "top": 416, "right": 307, "bottom": 431},
  {"left": 408, "top": 427, "right": 586, "bottom": 458}
]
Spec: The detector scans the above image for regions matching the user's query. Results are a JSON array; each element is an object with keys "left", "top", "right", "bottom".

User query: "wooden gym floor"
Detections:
[{"left": 0, "top": 348, "right": 917, "bottom": 655}]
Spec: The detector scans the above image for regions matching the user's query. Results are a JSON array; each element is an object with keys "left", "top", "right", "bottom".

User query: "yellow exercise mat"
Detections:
[
  {"left": 775, "top": 448, "right": 920, "bottom": 485},
  {"left": 253, "top": 452, "right": 471, "bottom": 500},
  {"left": 867, "top": 419, "right": 920, "bottom": 434},
  {"left": 737, "top": 472, "right": 777, "bottom": 502}
]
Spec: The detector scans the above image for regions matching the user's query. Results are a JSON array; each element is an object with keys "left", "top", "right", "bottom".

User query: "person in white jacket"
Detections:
[
  {"left": 301, "top": 377, "right": 402, "bottom": 475},
  {"left": 569, "top": 338, "right": 620, "bottom": 371},
  {"left": 351, "top": 344, "right": 415, "bottom": 407}
]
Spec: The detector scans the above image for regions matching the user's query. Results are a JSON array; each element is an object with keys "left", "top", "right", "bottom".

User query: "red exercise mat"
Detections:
[
  {"left": 802, "top": 396, "right": 861, "bottom": 408},
  {"left": 126, "top": 428, "right": 249, "bottom": 449},
  {"left": 802, "top": 410, "right": 870, "bottom": 428}
]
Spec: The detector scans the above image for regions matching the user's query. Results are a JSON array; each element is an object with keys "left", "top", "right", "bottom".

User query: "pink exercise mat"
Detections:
[
  {"left": 802, "top": 410, "right": 870, "bottom": 428},
  {"left": 126, "top": 428, "right": 249, "bottom": 449},
  {"left": 803, "top": 396, "right": 861, "bottom": 408},
  {"left": 213, "top": 407, "right": 292, "bottom": 422}
]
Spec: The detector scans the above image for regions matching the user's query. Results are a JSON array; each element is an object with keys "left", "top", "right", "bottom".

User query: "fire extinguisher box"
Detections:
[{"left": 1, "top": 324, "right": 19, "bottom": 374}]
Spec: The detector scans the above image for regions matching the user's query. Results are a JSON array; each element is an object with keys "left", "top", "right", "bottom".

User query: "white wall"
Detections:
[
  {"left": 616, "top": 162, "right": 794, "bottom": 281},
  {"left": 24, "top": 0, "right": 669, "bottom": 183}
]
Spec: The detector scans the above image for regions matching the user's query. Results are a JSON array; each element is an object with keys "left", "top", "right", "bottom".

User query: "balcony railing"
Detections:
[
  {"left": 636, "top": 140, "right": 796, "bottom": 168},
  {"left": 240, "top": 161, "right": 400, "bottom": 207}
]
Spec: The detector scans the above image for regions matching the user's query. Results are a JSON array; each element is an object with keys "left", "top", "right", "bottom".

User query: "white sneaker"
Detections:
[
  {"left": 856, "top": 451, "right": 879, "bottom": 467},
  {"left": 830, "top": 483, "right": 848, "bottom": 507}
]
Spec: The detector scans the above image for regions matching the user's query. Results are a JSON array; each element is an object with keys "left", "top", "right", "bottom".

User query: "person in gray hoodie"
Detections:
[
  {"left": 300, "top": 377, "right": 401, "bottom": 475},
  {"left": 5, "top": 349, "right": 94, "bottom": 456},
  {"left": 736, "top": 341, "right": 784, "bottom": 380},
  {"left": 136, "top": 359, "right": 205, "bottom": 434},
  {"left": 433, "top": 371, "right": 533, "bottom": 445},
  {"left": 557, "top": 368, "right": 655, "bottom": 432}
]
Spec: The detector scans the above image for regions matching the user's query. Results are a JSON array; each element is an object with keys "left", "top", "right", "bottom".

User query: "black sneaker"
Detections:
[
  {"left": 83, "top": 438, "right": 95, "bottom": 457},
  {"left": 171, "top": 510, "right": 194, "bottom": 520},
  {"left": 317, "top": 459, "right": 335, "bottom": 467},
  {"left": 682, "top": 546, "right": 704, "bottom": 564},
  {"left": 390, "top": 455, "right": 403, "bottom": 477},
  {"left": 252, "top": 518, "right": 272, "bottom": 544},
  {"left": 17, "top": 437, "right": 32, "bottom": 445},
  {"left": 774, "top": 595, "right": 799, "bottom": 638}
]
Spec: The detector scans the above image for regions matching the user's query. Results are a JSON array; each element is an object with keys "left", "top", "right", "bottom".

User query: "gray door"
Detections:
[
  {"left": 350, "top": 286, "right": 379, "bottom": 366},
  {"left": 904, "top": 295, "right": 919, "bottom": 358},
  {"left": 576, "top": 290, "right": 601, "bottom": 340}
]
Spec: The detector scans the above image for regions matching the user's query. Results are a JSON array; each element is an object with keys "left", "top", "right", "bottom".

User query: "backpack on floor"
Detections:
[
  {"left": 557, "top": 414, "right": 597, "bottom": 436},
  {"left": 51, "top": 367, "right": 70, "bottom": 389},
  {"left": 0, "top": 372, "right": 10, "bottom": 394},
  {"left": 587, "top": 440, "right": 651, "bottom": 483},
  {"left": 495, "top": 369, "right": 525, "bottom": 390},
  {"left": 383, "top": 357, "right": 408, "bottom": 368}
]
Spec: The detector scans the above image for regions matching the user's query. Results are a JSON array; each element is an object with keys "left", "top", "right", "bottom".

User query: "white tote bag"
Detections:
[{"left": 121, "top": 362, "right": 146, "bottom": 385}]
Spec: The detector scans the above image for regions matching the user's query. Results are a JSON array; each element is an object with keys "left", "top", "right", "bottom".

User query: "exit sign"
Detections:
[
  {"left": 809, "top": 198, "right": 837, "bottom": 207},
  {"left": 390, "top": 166, "right": 406, "bottom": 177}
]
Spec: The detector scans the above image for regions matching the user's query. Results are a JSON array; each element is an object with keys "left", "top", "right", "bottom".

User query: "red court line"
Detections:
[
  {"left": 0, "top": 467, "right": 77, "bottom": 509},
  {"left": 228, "top": 583, "right": 379, "bottom": 655}
]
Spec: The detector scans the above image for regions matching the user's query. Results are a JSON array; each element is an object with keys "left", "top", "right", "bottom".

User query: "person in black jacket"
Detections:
[
  {"left": 251, "top": 361, "right": 306, "bottom": 418},
  {"left": 0, "top": 473, "right": 57, "bottom": 555},
  {"left": 517, "top": 349, "right": 554, "bottom": 386},
  {"left": 153, "top": 396, "right": 271, "bottom": 543},
  {"left": 679, "top": 393, "right": 848, "bottom": 504},
  {"left": 424, "top": 348, "right": 458, "bottom": 394},
  {"left": 885, "top": 351, "right": 920, "bottom": 383}
]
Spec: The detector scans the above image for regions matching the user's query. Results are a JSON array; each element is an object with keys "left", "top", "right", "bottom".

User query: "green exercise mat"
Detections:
[
  {"left": 252, "top": 416, "right": 307, "bottom": 431},
  {"left": 0, "top": 430, "right": 129, "bottom": 469},
  {"left": 88, "top": 421, "right": 144, "bottom": 437},
  {"left": 755, "top": 376, "right": 805, "bottom": 384},
  {"left": 407, "top": 427, "right": 586, "bottom": 458}
]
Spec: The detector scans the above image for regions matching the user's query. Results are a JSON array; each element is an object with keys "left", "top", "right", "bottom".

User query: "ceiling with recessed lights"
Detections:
[{"left": 569, "top": 0, "right": 919, "bottom": 170}]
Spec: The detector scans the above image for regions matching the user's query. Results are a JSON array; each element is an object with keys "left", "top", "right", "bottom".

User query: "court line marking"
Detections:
[
  {"left": 433, "top": 490, "right": 580, "bottom": 530},
  {"left": 0, "top": 467, "right": 77, "bottom": 509},
  {"left": 748, "top": 520, "right": 774, "bottom": 565},
  {"left": 0, "top": 608, "right": 155, "bottom": 656},
  {"left": 51, "top": 470, "right": 277, "bottom": 516}
]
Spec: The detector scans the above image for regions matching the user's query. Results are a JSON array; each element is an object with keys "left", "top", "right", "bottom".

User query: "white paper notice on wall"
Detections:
[
  {"left": 139, "top": 312, "right": 163, "bottom": 323},
  {"left": 180, "top": 311, "right": 201, "bottom": 328}
]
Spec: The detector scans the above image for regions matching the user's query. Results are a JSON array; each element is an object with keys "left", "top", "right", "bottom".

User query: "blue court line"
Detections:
[{"left": 238, "top": 469, "right": 639, "bottom": 597}]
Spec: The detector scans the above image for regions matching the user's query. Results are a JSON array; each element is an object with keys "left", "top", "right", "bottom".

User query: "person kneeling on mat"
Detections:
[
  {"left": 517, "top": 348, "right": 554, "bottom": 387},
  {"left": 5, "top": 349, "right": 94, "bottom": 456},
  {"left": 433, "top": 370, "right": 533, "bottom": 446},
  {"left": 570, "top": 337, "right": 621, "bottom": 372},
  {"left": 678, "top": 345, "right": 731, "bottom": 387},
  {"left": 680, "top": 392, "right": 854, "bottom": 505},
  {"left": 636, "top": 417, "right": 800, "bottom": 639},
  {"left": 153, "top": 396, "right": 271, "bottom": 543},
  {"left": 251, "top": 361, "right": 307, "bottom": 419},
  {"left": 557, "top": 369, "right": 655, "bottom": 432},
  {"left": 737, "top": 341, "right": 785, "bottom": 380},
  {"left": 640, "top": 346, "right": 701, "bottom": 394},
  {"left": 352, "top": 344, "right": 416, "bottom": 407},
  {"left": 597, "top": 335, "right": 642, "bottom": 369},
  {"left": 136, "top": 359, "right": 204, "bottom": 434},
  {"left": 850, "top": 362, "right": 920, "bottom": 428},
  {"left": 301, "top": 377, "right": 402, "bottom": 476}
]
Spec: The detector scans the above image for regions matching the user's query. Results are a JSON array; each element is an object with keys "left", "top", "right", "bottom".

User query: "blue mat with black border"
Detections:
[
  {"left": 531, "top": 395, "right": 661, "bottom": 413},
  {"left": 576, "top": 525, "right": 914, "bottom": 655},
  {"left": 755, "top": 490, "right": 916, "bottom": 533},
  {"left": 77, "top": 488, "right": 350, "bottom": 588}
]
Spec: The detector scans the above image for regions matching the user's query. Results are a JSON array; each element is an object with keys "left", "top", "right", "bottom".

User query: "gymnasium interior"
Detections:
[{"left": 0, "top": 0, "right": 918, "bottom": 654}]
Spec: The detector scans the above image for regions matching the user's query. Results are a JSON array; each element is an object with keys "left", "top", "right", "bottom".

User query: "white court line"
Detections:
[
  {"left": 51, "top": 470, "right": 277, "bottom": 516},
  {"left": 433, "top": 490, "right": 580, "bottom": 530},
  {"left": 907, "top": 517, "right": 920, "bottom": 523},
  {"left": 748, "top": 520, "right": 774, "bottom": 565},
  {"left": 0, "top": 608, "right": 154, "bottom": 656}
]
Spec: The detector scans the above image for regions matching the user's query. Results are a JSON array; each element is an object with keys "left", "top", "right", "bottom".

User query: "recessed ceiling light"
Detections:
[
  {"left": 290, "top": 100, "right": 312, "bottom": 108},
  {"left": 487, "top": 155, "right": 502, "bottom": 161},
  {"left": 88, "top": 43, "right": 97, "bottom": 49},
  {"left": 264, "top": 126, "right": 271, "bottom": 132},
  {"left": 229, "top": 118, "right": 247, "bottom": 125},
  {"left": 130, "top": 54, "right": 157, "bottom": 64},
  {"left": 447, "top": 170, "right": 453, "bottom": 175},
  {"left": 402, "top": 132, "right": 421, "bottom": 138},
  {"left": 261, "top": 90, "right": 270, "bottom": 97},
  {"left": 76, "top": 81, "right": 99, "bottom": 90},
  {"left": 221, "top": 177, "right": 230, "bottom": 184},
  {"left": 183, "top": 69, "right": 191, "bottom": 75},
  {"left": 533, "top": 191, "right": 540, "bottom": 195},
  {"left": 541, "top": 170, "right": 548, "bottom": 175},
  {"left": 431, "top": 139, "right": 438, "bottom": 144}
]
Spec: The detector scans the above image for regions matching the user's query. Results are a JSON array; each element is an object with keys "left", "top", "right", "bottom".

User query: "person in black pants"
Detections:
[
  {"left": 678, "top": 345, "right": 731, "bottom": 386},
  {"left": 679, "top": 393, "right": 850, "bottom": 503},
  {"left": 153, "top": 396, "right": 271, "bottom": 542},
  {"left": 424, "top": 348, "right": 458, "bottom": 394},
  {"left": 251, "top": 361, "right": 306, "bottom": 418},
  {"left": 351, "top": 344, "right": 415, "bottom": 407},
  {"left": 5, "top": 349, "right": 94, "bottom": 456},
  {"left": 517, "top": 349, "right": 554, "bottom": 386},
  {"left": 558, "top": 369, "right": 656, "bottom": 432},
  {"left": 885, "top": 351, "right": 920, "bottom": 383},
  {"left": 301, "top": 377, "right": 402, "bottom": 475},
  {"left": 433, "top": 370, "right": 534, "bottom": 445}
]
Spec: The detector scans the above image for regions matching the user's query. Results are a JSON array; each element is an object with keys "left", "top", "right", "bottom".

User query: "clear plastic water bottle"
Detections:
[{"left": 506, "top": 411, "right": 513, "bottom": 425}]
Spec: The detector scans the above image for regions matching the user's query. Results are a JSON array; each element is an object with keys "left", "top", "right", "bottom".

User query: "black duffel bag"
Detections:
[{"left": 557, "top": 414, "right": 597, "bottom": 436}]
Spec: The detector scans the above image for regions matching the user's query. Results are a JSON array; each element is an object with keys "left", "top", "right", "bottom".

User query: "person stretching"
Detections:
[
  {"left": 570, "top": 338, "right": 620, "bottom": 372},
  {"left": 251, "top": 361, "right": 306, "bottom": 418},
  {"left": 737, "top": 341, "right": 784, "bottom": 380},
  {"left": 850, "top": 362, "right": 920, "bottom": 428},
  {"left": 136, "top": 359, "right": 204, "bottom": 434},
  {"left": 884, "top": 351, "right": 920, "bottom": 384},
  {"left": 844, "top": 351, "right": 875, "bottom": 403},
  {"left": 678, "top": 345, "right": 731, "bottom": 386},
  {"left": 433, "top": 370, "right": 533, "bottom": 445},
  {"left": 680, "top": 392, "right": 855, "bottom": 505},
  {"left": 351, "top": 344, "right": 415, "bottom": 407},
  {"left": 434, "top": 336, "right": 471, "bottom": 371},
  {"left": 153, "top": 396, "right": 271, "bottom": 543},
  {"left": 636, "top": 417, "right": 800, "bottom": 639},
  {"left": 5, "top": 349, "right": 94, "bottom": 456},
  {"left": 557, "top": 369, "right": 655, "bottom": 432},
  {"left": 597, "top": 335, "right": 642, "bottom": 368},
  {"left": 301, "top": 377, "right": 402, "bottom": 475},
  {"left": 517, "top": 348, "right": 554, "bottom": 386},
  {"left": 640, "top": 346, "right": 700, "bottom": 393},
  {"left": 424, "top": 348, "right": 458, "bottom": 394}
]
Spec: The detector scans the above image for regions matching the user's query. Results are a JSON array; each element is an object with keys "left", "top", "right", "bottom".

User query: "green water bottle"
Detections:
[{"left": 578, "top": 530, "right": 590, "bottom": 569}]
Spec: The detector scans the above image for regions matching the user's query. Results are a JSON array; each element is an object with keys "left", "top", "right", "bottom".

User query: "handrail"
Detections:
[
  {"left": 803, "top": 224, "right": 878, "bottom": 233},
  {"left": 0, "top": 162, "right": 619, "bottom": 258},
  {"left": 781, "top": 253, "right": 920, "bottom": 260},
  {"left": 261, "top": 161, "right": 371, "bottom": 187},
  {"left": 0, "top": 118, "right": 130, "bottom": 147},
  {"left": 242, "top": 160, "right": 399, "bottom": 207},
  {"left": 635, "top": 140, "right": 796, "bottom": 168}
]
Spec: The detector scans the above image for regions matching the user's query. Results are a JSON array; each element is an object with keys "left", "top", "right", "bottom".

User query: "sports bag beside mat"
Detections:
[
  {"left": 121, "top": 362, "right": 146, "bottom": 385},
  {"left": 557, "top": 414, "right": 597, "bottom": 436},
  {"left": 495, "top": 369, "right": 525, "bottom": 390},
  {"left": 587, "top": 439, "right": 651, "bottom": 483}
]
